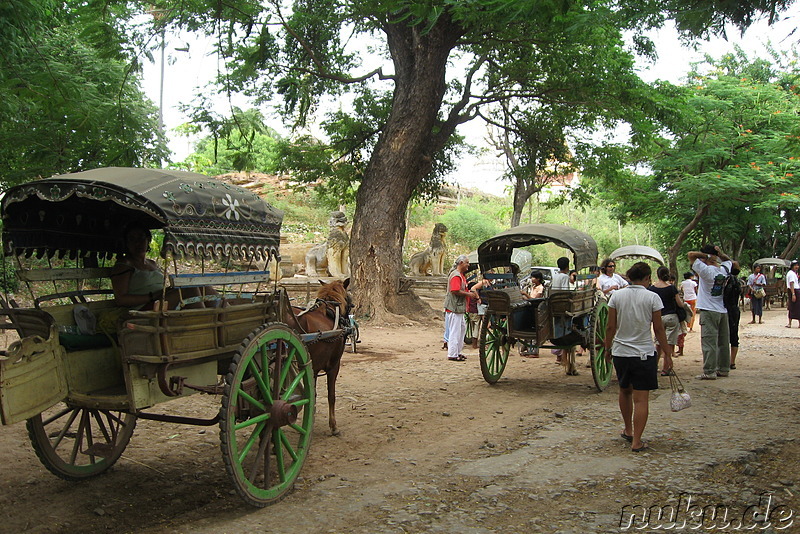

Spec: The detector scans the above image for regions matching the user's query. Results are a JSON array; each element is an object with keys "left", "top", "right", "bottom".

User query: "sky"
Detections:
[{"left": 141, "top": 8, "right": 800, "bottom": 196}]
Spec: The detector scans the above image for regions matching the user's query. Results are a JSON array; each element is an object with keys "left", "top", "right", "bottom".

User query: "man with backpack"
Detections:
[{"left": 688, "top": 244, "right": 733, "bottom": 380}]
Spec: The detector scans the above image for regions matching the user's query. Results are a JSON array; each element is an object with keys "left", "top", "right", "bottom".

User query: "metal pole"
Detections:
[{"left": 158, "top": 28, "right": 165, "bottom": 134}]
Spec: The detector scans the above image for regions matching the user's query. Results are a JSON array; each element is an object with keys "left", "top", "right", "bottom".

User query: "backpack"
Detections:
[{"left": 721, "top": 265, "right": 741, "bottom": 310}]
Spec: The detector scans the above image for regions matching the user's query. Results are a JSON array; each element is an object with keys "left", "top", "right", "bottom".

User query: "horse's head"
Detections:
[{"left": 317, "top": 278, "right": 354, "bottom": 317}]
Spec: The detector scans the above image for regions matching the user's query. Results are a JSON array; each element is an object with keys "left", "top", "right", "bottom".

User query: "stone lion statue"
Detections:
[
  {"left": 409, "top": 223, "right": 448, "bottom": 276},
  {"left": 305, "top": 211, "right": 350, "bottom": 277}
]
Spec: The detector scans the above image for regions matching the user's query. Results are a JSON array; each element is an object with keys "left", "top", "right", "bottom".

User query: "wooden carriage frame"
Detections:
[
  {"left": 474, "top": 224, "right": 613, "bottom": 392},
  {"left": 0, "top": 168, "right": 346, "bottom": 507}
]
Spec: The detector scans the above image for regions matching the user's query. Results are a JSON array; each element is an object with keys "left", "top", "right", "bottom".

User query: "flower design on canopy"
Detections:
[{"left": 222, "top": 193, "right": 240, "bottom": 220}]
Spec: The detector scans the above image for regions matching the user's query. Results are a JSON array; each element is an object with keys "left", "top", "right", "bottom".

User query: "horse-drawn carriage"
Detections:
[
  {"left": 753, "top": 257, "right": 791, "bottom": 309},
  {"left": 0, "top": 168, "right": 351, "bottom": 507},
  {"left": 475, "top": 224, "right": 613, "bottom": 391}
]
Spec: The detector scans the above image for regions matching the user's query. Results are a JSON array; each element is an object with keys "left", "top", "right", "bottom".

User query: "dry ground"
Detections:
[{"left": 0, "top": 307, "right": 798, "bottom": 533}]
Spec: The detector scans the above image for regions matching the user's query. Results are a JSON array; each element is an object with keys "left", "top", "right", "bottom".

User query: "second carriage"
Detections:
[{"left": 475, "top": 224, "right": 614, "bottom": 391}]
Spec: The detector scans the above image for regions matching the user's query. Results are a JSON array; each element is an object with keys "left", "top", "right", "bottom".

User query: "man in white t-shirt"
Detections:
[
  {"left": 688, "top": 244, "right": 733, "bottom": 380},
  {"left": 550, "top": 256, "right": 571, "bottom": 291},
  {"left": 605, "top": 262, "right": 670, "bottom": 453}
]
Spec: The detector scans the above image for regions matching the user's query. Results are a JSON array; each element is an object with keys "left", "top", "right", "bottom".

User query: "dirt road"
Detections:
[{"left": 1, "top": 308, "right": 798, "bottom": 533}]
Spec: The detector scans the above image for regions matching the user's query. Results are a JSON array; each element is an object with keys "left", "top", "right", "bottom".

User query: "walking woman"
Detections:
[
  {"left": 747, "top": 264, "right": 767, "bottom": 324},
  {"left": 787, "top": 260, "right": 800, "bottom": 328},
  {"left": 648, "top": 266, "right": 684, "bottom": 376}
]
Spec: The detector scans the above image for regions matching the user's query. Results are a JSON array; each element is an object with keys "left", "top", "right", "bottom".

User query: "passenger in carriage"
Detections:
[
  {"left": 523, "top": 271, "right": 546, "bottom": 300},
  {"left": 598, "top": 258, "right": 629, "bottom": 297},
  {"left": 111, "top": 224, "right": 215, "bottom": 310}
]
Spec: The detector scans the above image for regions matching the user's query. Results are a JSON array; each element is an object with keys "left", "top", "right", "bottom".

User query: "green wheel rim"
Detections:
[
  {"left": 479, "top": 315, "right": 511, "bottom": 384},
  {"left": 221, "top": 324, "right": 315, "bottom": 507},
  {"left": 590, "top": 301, "right": 613, "bottom": 391}
]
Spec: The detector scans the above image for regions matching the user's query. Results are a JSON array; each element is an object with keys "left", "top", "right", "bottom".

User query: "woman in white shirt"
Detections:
[
  {"left": 746, "top": 264, "right": 767, "bottom": 324},
  {"left": 598, "top": 258, "right": 628, "bottom": 298},
  {"left": 787, "top": 260, "right": 800, "bottom": 328},
  {"left": 680, "top": 272, "right": 698, "bottom": 332}
]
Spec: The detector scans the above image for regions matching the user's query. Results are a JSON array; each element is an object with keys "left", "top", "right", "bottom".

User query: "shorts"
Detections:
[
  {"left": 662, "top": 313, "right": 680, "bottom": 345},
  {"left": 613, "top": 354, "right": 659, "bottom": 391}
]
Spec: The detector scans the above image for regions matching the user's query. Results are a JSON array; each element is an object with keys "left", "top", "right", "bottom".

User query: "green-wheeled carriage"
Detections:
[
  {"left": 0, "top": 168, "right": 344, "bottom": 506},
  {"left": 475, "top": 224, "right": 614, "bottom": 391}
]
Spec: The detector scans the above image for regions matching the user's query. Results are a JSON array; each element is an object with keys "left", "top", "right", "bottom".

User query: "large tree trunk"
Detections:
[
  {"left": 349, "top": 15, "right": 463, "bottom": 322},
  {"left": 780, "top": 230, "right": 800, "bottom": 260},
  {"left": 666, "top": 204, "right": 709, "bottom": 275}
]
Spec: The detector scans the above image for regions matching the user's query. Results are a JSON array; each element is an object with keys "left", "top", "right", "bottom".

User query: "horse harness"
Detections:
[{"left": 295, "top": 298, "right": 353, "bottom": 345}]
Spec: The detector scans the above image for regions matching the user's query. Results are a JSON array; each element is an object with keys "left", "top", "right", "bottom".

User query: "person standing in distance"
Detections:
[
  {"left": 605, "top": 262, "right": 670, "bottom": 452},
  {"left": 680, "top": 272, "right": 698, "bottom": 332},
  {"left": 787, "top": 260, "right": 800, "bottom": 328},
  {"left": 443, "top": 255, "right": 477, "bottom": 361},
  {"left": 687, "top": 244, "right": 733, "bottom": 379}
]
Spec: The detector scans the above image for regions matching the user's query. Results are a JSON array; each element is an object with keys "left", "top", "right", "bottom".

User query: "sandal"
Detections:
[
  {"left": 660, "top": 370, "right": 673, "bottom": 376},
  {"left": 632, "top": 443, "right": 649, "bottom": 452},
  {"left": 448, "top": 355, "right": 467, "bottom": 361},
  {"left": 621, "top": 432, "right": 633, "bottom": 443}
]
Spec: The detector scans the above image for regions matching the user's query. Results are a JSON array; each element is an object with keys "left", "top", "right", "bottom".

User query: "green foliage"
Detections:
[
  {"left": 440, "top": 207, "right": 501, "bottom": 250},
  {"left": 586, "top": 51, "right": 800, "bottom": 265},
  {"left": 0, "top": 1, "right": 167, "bottom": 185},
  {"left": 0, "top": 257, "right": 19, "bottom": 294},
  {"left": 176, "top": 107, "right": 283, "bottom": 175}
]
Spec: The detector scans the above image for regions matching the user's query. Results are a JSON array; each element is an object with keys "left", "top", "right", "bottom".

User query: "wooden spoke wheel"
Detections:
[
  {"left": 479, "top": 314, "right": 511, "bottom": 384},
  {"left": 464, "top": 312, "right": 475, "bottom": 344},
  {"left": 589, "top": 301, "right": 613, "bottom": 391},
  {"left": 220, "top": 323, "right": 315, "bottom": 507},
  {"left": 27, "top": 404, "right": 136, "bottom": 480},
  {"left": 348, "top": 319, "right": 360, "bottom": 354}
]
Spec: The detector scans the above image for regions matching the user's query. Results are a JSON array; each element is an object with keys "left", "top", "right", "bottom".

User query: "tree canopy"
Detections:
[
  {"left": 145, "top": 0, "right": 797, "bottom": 319},
  {"left": 0, "top": 0, "right": 167, "bottom": 185},
  {"left": 586, "top": 50, "right": 800, "bottom": 271}
]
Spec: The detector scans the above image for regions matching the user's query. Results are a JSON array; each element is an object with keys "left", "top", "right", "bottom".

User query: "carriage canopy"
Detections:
[
  {"left": 609, "top": 245, "right": 665, "bottom": 266},
  {"left": 2, "top": 167, "right": 283, "bottom": 261},
  {"left": 753, "top": 258, "right": 791, "bottom": 268},
  {"left": 477, "top": 223, "right": 598, "bottom": 271}
]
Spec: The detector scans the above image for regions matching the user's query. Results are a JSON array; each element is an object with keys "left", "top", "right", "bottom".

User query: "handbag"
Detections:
[
  {"left": 753, "top": 287, "right": 766, "bottom": 299},
  {"left": 669, "top": 372, "right": 692, "bottom": 412},
  {"left": 675, "top": 305, "right": 686, "bottom": 323}
]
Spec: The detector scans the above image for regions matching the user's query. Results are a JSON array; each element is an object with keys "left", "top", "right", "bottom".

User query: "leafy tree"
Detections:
[
  {"left": 587, "top": 51, "right": 800, "bottom": 273},
  {"left": 150, "top": 0, "right": 795, "bottom": 320},
  {"left": 0, "top": 0, "right": 167, "bottom": 185},
  {"left": 177, "top": 107, "right": 283, "bottom": 175}
]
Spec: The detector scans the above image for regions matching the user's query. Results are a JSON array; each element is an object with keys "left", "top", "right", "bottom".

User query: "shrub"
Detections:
[{"left": 440, "top": 207, "right": 501, "bottom": 250}]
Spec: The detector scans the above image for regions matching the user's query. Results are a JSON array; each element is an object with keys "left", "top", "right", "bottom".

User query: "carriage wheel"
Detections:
[
  {"left": 589, "top": 301, "right": 613, "bottom": 391},
  {"left": 220, "top": 323, "right": 315, "bottom": 507},
  {"left": 479, "top": 314, "right": 511, "bottom": 384},
  {"left": 348, "top": 320, "right": 360, "bottom": 354},
  {"left": 27, "top": 404, "right": 136, "bottom": 480},
  {"left": 464, "top": 312, "right": 474, "bottom": 343}
]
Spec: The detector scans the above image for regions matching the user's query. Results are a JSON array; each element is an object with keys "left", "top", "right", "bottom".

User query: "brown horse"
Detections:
[{"left": 284, "top": 278, "right": 352, "bottom": 435}]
